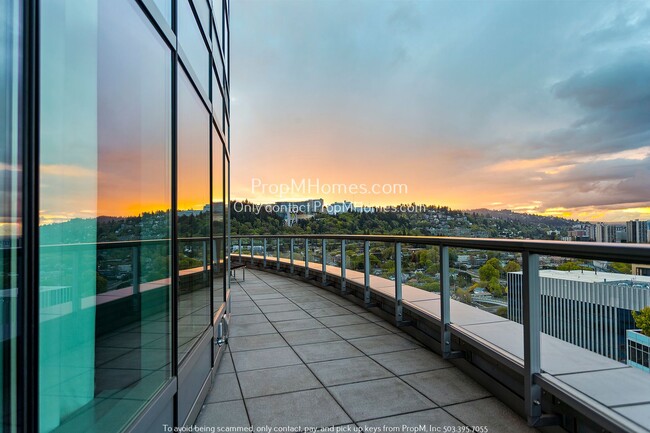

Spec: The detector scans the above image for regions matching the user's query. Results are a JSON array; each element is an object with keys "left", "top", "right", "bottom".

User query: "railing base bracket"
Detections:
[
  {"left": 443, "top": 350, "right": 464, "bottom": 360},
  {"left": 530, "top": 414, "right": 561, "bottom": 428}
]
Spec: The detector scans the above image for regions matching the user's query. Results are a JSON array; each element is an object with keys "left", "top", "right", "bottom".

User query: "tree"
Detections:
[
  {"left": 557, "top": 261, "right": 588, "bottom": 271},
  {"left": 504, "top": 260, "right": 521, "bottom": 273},
  {"left": 479, "top": 261, "right": 500, "bottom": 282},
  {"left": 610, "top": 262, "right": 632, "bottom": 274},
  {"left": 632, "top": 307, "right": 650, "bottom": 336}
]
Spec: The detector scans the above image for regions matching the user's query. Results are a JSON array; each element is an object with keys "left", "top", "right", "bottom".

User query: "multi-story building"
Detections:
[
  {"left": 508, "top": 270, "right": 650, "bottom": 362},
  {"left": 1, "top": 1, "right": 230, "bottom": 431},
  {"left": 594, "top": 223, "right": 627, "bottom": 243},
  {"left": 626, "top": 220, "right": 649, "bottom": 244}
]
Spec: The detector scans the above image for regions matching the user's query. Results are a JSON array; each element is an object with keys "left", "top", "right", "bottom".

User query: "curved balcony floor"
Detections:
[{"left": 196, "top": 269, "right": 536, "bottom": 432}]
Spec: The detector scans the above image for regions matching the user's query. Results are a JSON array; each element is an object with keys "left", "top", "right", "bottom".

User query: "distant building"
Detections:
[
  {"left": 633, "top": 264, "right": 650, "bottom": 277},
  {"left": 328, "top": 201, "right": 354, "bottom": 215},
  {"left": 594, "top": 223, "right": 626, "bottom": 243},
  {"left": 627, "top": 330, "right": 650, "bottom": 373},
  {"left": 274, "top": 198, "right": 323, "bottom": 226},
  {"left": 508, "top": 270, "right": 650, "bottom": 362},
  {"left": 626, "top": 220, "right": 648, "bottom": 244}
]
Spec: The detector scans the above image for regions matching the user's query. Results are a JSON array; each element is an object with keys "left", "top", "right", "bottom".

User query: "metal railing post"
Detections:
[
  {"left": 250, "top": 238, "right": 254, "bottom": 261},
  {"left": 202, "top": 240, "right": 208, "bottom": 271},
  {"left": 263, "top": 238, "right": 267, "bottom": 267},
  {"left": 340, "top": 239, "right": 346, "bottom": 294},
  {"left": 290, "top": 238, "right": 294, "bottom": 274},
  {"left": 364, "top": 240, "right": 370, "bottom": 305},
  {"left": 276, "top": 239, "right": 281, "bottom": 270},
  {"left": 305, "top": 238, "right": 310, "bottom": 278},
  {"left": 395, "top": 242, "right": 403, "bottom": 323},
  {"left": 132, "top": 246, "right": 140, "bottom": 294},
  {"left": 440, "top": 245, "right": 451, "bottom": 357},
  {"left": 523, "top": 251, "right": 542, "bottom": 426},
  {"left": 321, "top": 238, "right": 327, "bottom": 284},
  {"left": 238, "top": 238, "right": 242, "bottom": 263}
]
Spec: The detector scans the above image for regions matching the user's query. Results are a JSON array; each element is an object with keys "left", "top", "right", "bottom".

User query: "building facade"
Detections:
[
  {"left": 626, "top": 220, "right": 649, "bottom": 244},
  {"left": 627, "top": 330, "right": 650, "bottom": 373},
  {"left": 508, "top": 270, "right": 650, "bottom": 362},
  {"left": 1, "top": 0, "right": 230, "bottom": 431},
  {"left": 594, "top": 223, "right": 627, "bottom": 243}
]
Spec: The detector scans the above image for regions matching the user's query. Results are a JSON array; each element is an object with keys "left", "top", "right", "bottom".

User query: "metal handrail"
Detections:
[
  {"left": 231, "top": 234, "right": 650, "bottom": 263},
  {"left": 230, "top": 233, "right": 650, "bottom": 429}
]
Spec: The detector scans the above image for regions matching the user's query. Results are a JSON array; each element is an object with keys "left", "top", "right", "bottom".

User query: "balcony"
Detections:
[
  {"left": 197, "top": 268, "right": 535, "bottom": 431},
  {"left": 195, "top": 235, "right": 650, "bottom": 433}
]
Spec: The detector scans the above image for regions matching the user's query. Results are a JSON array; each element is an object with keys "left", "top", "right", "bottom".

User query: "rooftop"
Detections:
[
  {"left": 520, "top": 269, "right": 650, "bottom": 284},
  {"left": 196, "top": 269, "right": 536, "bottom": 432}
]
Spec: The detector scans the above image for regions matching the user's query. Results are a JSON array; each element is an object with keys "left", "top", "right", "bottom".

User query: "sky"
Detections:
[{"left": 231, "top": 0, "right": 650, "bottom": 222}]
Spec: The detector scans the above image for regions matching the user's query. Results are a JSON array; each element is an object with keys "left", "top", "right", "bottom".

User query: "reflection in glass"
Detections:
[
  {"left": 225, "top": 153, "right": 230, "bottom": 293},
  {"left": 152, "top": 0, "right": 172, "bottom": 25},
  {"left": 39, "top": 0, "right": 171, "bottom": 431},
  {"left": 213, "top": 0, "right": 223, "bottom": 54},
  {"left": 213, "top": 126, "right": 224, "bottom": 310},
  {"left": 193, "top": 0, "right": 211, "bottom": 39},
  {"left": 0, "top": 0, "right": 21, "bottom": 430},
  {"left": 177, "top": 70, "right": 211, "bottom": 360},
  {"left": 179, "top": 0, "right": 209, "bottom": 93},
  {"left": 213, "top": 64, "right": 224, "bottom": 131}
]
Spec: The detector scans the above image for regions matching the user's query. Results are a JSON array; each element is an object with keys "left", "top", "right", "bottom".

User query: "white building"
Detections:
[{"left": 508, "top": 270, "right": 650, "bottom": 362}]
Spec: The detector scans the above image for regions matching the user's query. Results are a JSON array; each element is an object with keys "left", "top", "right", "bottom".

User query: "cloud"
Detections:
[
  {"left": 40, "top": 164, "right": 96, "bottom": 178},
  {"left": 526, "top": 54, "right": 650, "bottom": 157}
]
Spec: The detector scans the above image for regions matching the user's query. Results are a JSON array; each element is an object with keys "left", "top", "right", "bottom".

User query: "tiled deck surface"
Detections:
[{"left": 196, "top": 269, "right": 536, "bottom": 432}]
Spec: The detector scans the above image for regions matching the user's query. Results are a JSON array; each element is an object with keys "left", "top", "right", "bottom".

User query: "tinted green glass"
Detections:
[
  {"left": 0, "top": 0, "right": 21, "bottom": 431},
  {"left": 212, "top": 126, "right": 224, "bottom": 309},
  {"left": 177, "top": 70, "right": 211, "bottom": 360},
  {"left": 39, "top": 0, "right": 172, "bottom": 431}
]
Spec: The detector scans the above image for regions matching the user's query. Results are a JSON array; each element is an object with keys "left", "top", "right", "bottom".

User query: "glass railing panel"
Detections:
[
  {"left": 531, "top": 255, "right": 650, "bottom": 375},
  {"left": 399, "top": 243, "right": 441, "bottom": 301}
]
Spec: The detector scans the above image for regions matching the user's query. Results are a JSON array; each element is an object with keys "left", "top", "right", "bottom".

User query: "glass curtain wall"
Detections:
[
  {"left": 1, "top": 0, "right": 230, "bottom": 431},
  {"left": 176, "top": 69, "right": 210, "bottom": 361},
  {"left": 39, "top": 0, "right": 172, "bottom": 431},
  {"left": 0, "top": 0, "right": 22, "bottom": 431}
]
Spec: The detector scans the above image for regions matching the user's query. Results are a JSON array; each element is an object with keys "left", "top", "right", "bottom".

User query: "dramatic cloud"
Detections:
[{"left": 232, "top": 0, "right": 650, "bottom": 221}]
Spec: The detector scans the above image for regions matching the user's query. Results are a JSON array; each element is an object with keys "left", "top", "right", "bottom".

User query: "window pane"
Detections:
[
  {"left": 39, "top": 0, "right": 172, "bottom": 431},
  {"left": 177, "top": 70, "right": 210, "bottom": 361},
  {"left": 212, "top": 126, "right": 224, "bottom": 310},
  {"left": 212, "top": 64, "right": 223, "bottom": 131},
  {"left": 213, "top": 0, "right": 223, "bottom": 53},
  {"left": 0, "top": 0, "right": 21, "bottom": 430},
  {"left": 225, "top": 153, "right": 230, "bottom": 290},
  {"left": 193, "top": 0, "right": 210, "bottom": 38},
  {"left": 223, "top": 17, "right": 228, "bottom": 77},
  {"left": 179, "top": 0, "right": 209, "bottom": 93},
  {"left": 152, "top": 0, "right": 171, "bottom": 25}
]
